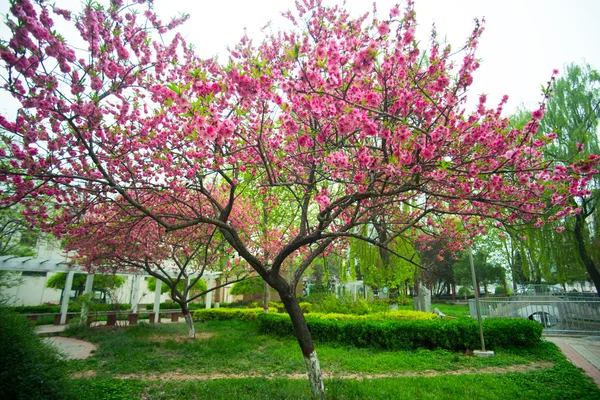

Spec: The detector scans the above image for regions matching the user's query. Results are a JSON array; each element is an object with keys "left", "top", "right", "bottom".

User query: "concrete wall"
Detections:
[{"left": 3, "top": 273, "right": 174, "bottom": 307}]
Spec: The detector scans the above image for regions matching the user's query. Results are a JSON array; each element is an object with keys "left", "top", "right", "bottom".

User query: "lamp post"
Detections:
[{"left": 469, "top": 247, "right": 494, "bottom": 357}]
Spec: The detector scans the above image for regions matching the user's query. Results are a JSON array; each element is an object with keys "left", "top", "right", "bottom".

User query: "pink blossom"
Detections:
[
  {"left": 531, "top": 109, "right": 544, "bottom": 121},
  {"left": 377, "top": 22, "right": 390, "bottom": 36},
  {"left": 298, "top": 135, "right": 314, "bottom": 148}
]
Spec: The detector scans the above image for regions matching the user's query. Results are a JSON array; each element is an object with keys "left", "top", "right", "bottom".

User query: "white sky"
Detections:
[{"left": 1, "top": 0, "right": 599, "bottom": 115}]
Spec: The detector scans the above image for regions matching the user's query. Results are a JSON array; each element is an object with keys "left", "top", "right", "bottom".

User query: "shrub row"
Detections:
[
  {"left": 308, "top": 310, "right": 437, "bottom": 322},
  {"left": 258, "top": 313, "right": 542, "bottom": 351},
  {"left": 192, "top": 308, "right": 267, "bottom": 322},
  {"left": 11, "top": 303, "right": 130, "bottom": 314},
  {"left": 144, "top": 302, "right": 205, "bottom": 311}
]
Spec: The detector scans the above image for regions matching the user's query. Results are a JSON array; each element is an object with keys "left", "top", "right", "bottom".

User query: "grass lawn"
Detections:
[{"left": 61, "top": 319, "right": 600, "bottom": 399}]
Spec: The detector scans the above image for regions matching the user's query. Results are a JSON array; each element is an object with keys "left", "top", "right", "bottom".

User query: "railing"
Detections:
[{"left": 469, "top": 296, "right": 600, "bottom": 334}]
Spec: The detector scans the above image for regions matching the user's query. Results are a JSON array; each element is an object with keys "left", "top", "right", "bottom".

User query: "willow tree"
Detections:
[
  {"left": 538, "top": 63, "right": 600, "bottom": 293},
  {"left": 507, "top": 64, "right": 600, "bottom": 291},
  {"left": 348, "top": 225, "right": 417, "bottom": 298}
]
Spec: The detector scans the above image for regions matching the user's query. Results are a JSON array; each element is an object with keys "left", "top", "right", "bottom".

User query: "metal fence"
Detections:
[{"left": 469, "top": 296, "right": 600, "bottom": 334}]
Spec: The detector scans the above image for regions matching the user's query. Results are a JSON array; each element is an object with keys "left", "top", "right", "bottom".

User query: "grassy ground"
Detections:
[{"left": 62, "top": 319, "right": 600, "bottom": 399}]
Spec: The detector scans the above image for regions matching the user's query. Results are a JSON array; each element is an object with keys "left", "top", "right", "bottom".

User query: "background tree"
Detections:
[
  {"left": 0, "top": 208, "right": 38, "bottom": 257},
  {"left": 0, "top": 1, "right": 597, "bottom": 397},
  {"left": 0, "top": 208, "right": 39, "bottom": 303},
  {"left": 229, "top": 276, "right": 265, "bottom": 297},
  {"left": 65, "top": 199, "right": 250, "bottom": 339},
  {"left": 504, "top": 63, "right": 600, "bottom": 292},
  {"left": 538, "top": 63, "right": 600, "bottom": 293},
  {"left": 349, "top": 225, "right": 417, "bottom": 299},
  {"left": 453, "top": 250, "right": 505, "bottom": 296},
  {"left": 419, "top": 239, "right": 456, "bottom": 298},
  {"left": 46, "top": 272, "right": 125, "bottom": 301},
  {"left": 146, "top": 276, "right": 207, "bottom": 299}
]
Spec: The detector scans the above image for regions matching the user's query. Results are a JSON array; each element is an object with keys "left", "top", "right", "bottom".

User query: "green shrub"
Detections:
[
  {"left": 219, "top": 300, "right": 254, "bottom": 308},
  {"left": 458, "top": 287, "right": 471, "bottom": 296},
  {"left": 258, "top": 313, "right": 542, "bottom": 351},
  {"left": 192, "top": 308, "right": 266, "bottom": 322},
  {"left": 308, "top": 294, "right": 377, "bottom": 315},
  {"left": 144, "top": 302, "right": 203, "bottom": 311},
  {"left": 305, "top": 310, "right": 436, "bottom": 322},
  {"left": 0, "top": 306, "right": 71, "bottom": 399},
  {"left": 373, "top": 296, "right": 412, "bottom": 308},
  {"left": 269, "top": 300, "right": 286, "bottom": 313},
  {"left": 12, "top": 303, "right": 130, "bottom": 314},
  {"left": 299, "top": 302, "right": 312, "bottom": 313},
  {"left": 494, "top": 286, "right": 513, "bottom": 296}
]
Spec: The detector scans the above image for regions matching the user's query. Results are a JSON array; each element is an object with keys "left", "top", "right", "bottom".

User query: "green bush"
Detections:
[
  {"left": 307, "top": 294, "right": 383, "bottom": 315},
  {"left": 258, "top": 313, "right": 543, "bottom": 351},
  {"left": 12, "top": 303, "right": 130, "bottom": 314},
  {"left": 494, "top": 286, "right": 513, "bottom": 296},
  {"left": 269, "top": 300, "right": 285, "bottom": 313},
  {"left": 373, "top": 296, "right": 412, "bottom": 308},
  {"left": 192, "top": 308, "right": 267, "bottom": 322},
  {"left": 219, "top": 300, "right": 254, "bottom": 308},
  {"left": 299, "top": 302, "right": 312, "bottom": 313},
  {"left": 0, "top": 307, "right": 71, "bottom": 399},
  {"left": 144, "top": 302, "right": 203, "bottom": 311}
]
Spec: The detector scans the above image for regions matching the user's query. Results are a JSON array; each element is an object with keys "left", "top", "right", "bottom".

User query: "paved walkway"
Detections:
[
  {"left": 37, "top": 319, "right": 186, "bottom": 360},
  {"left": 43, "top": 336, "right": 97, "bottom": 360},
  {"left": 545, "top": 335, "right": 600, "bottom": 388}
]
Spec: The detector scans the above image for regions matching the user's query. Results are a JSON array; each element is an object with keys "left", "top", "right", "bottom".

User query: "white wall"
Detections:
[{"left": 3, "top": 273, "right": 174, "bottom": 307}]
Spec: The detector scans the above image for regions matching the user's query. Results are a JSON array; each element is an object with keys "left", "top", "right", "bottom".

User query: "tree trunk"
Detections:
[
  {"left": 182, "top": 307, "right": 195, "bottom": 339},
  {"left": 263, "top": 280, "right": 270, "bottom": 313},
  {"left": 280, "top": 293, "right": 326, "bottom": 399},
  {"left": 574, "top": 212, "right": 600, "bottom": 295}
]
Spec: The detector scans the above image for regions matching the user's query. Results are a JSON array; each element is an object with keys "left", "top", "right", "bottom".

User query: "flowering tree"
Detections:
[
  {"left": 65, "top": 197, "right": 250, "bottom": 339},
  {"left": 1, "top": 0, "right": 598, "bottom": 397}
]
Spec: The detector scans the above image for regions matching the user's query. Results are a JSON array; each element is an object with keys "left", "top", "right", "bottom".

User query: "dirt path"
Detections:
[{"left": 72, "top": 361, "right": 554, "bottom": 380}]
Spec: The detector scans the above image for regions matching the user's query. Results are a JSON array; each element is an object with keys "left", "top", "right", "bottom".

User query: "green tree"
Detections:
[
  {"left": 229, "top": 276, "right": 265, "bottom": 296},
  {"left": 348, "top": 225, "right": 417, "bottom": 298},
  {"left": 454, "top": 251, "right": 505, "bottom": 295},
  {"left": 538, "top": 63, "right": 600, "bottom": 292},
  {"left": 504, "top": 64, "right": 600, "bottom": 292},
  {"left": 419, "top": 240, "right": 457, "bottom": 297},
  {"left": 46, "top": 273, "right": 125, "bottom": 301},
  {"left": 146, "top": 276, "right": 207, "bottom": 298},
  {"left": 0, "top": 208, "right": 38, "bottom": 258}
]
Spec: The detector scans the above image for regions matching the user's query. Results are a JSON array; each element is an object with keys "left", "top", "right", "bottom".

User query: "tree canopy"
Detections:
[
  {"left": 229, "top": 276, "right": 265, "bottom": 296},
  {"left": 146, "top": 276, "right": 207, "bottom": 295},
  {"left": 46, "top": 272, "right": 125, "bottom": 292},
  {"left": 503, "top": 63, "right": 600, "bottom": 291},
  {"left": 0, "top": 1, "right": 597, "bottom": 397}
]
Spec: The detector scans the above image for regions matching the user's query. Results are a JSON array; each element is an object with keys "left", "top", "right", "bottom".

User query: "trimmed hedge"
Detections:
[
  {"left": 192, "top": 308, "right": 267, "bottom": 322},
  {"left": 11, "top": 303, "right": 130, "bottom": 314},
  {"left": 258, "top": 313, "right": 543, "bottom": 351},
  {"left": 309, "top": 310, "right": 437, "bottom": 322},
  {"left": 144, "top": 302, "right": 204, "bottom": 311}
]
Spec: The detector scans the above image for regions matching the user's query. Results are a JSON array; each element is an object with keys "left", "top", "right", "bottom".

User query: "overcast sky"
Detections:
[{"left": 1, "top": 0, "right": 599, "bottom": 115}]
